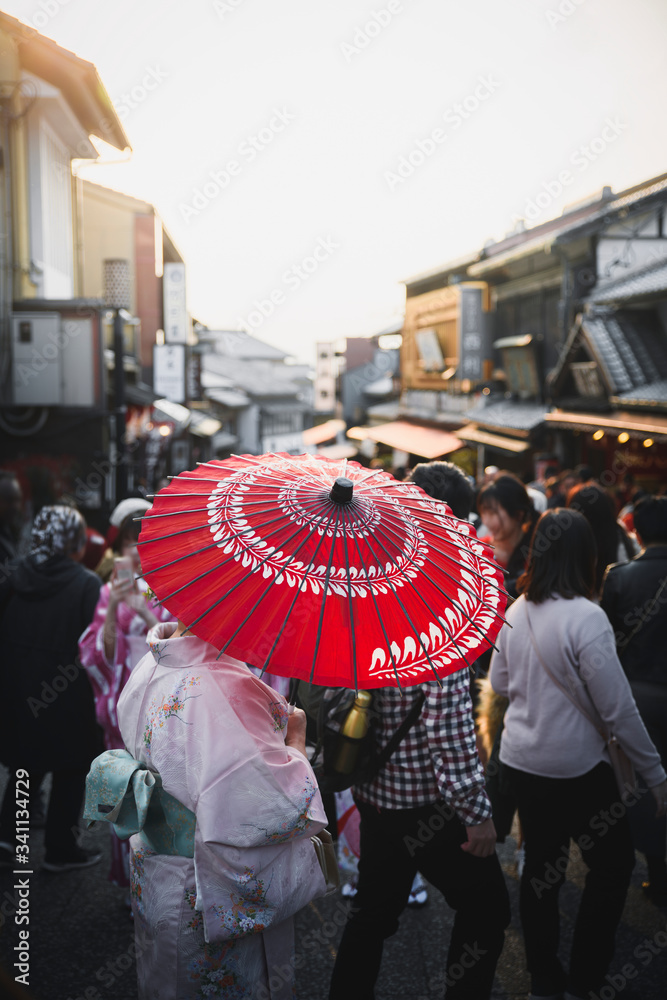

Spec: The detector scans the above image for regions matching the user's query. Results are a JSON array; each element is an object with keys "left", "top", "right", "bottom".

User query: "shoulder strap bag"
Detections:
[{"left": 523, "top": 601, "right": 637, "bottom": 799}]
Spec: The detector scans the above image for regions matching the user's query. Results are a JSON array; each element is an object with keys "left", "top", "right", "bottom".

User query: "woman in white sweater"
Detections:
[{"left": 490, "top": 508, "right": 667, "bottom": 1000}]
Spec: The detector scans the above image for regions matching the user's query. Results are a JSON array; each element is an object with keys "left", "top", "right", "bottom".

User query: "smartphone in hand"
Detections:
[{"left": 113, "top": 555, "right": 135, "bottom": 588}]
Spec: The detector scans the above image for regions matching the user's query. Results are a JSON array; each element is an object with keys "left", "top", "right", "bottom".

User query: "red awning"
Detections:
[
  {"left": 367, "top": 421, "right": 463, "bottom": 459},
  {"left": 302, "top": 419, "right": 346, "bottom": 446}
]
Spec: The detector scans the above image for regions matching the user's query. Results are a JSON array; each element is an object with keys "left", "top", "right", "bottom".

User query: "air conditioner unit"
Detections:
[{"left": 11, "top": 313, "right": 62, "bottom": 405}]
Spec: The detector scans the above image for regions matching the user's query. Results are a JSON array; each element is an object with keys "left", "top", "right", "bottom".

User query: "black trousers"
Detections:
[
  {"left": 329, "top": 798, "right": 510, "bottom": 1000},
  {"left": 0, "top": 768, "right": 86, "bottom": 860},
  {"left": 505, "top": 761, "right": 636, "bottom": 998}
]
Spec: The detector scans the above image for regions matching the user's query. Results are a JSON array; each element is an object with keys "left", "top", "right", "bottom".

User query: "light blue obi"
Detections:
[{"left": 83, "top": 749, "right": 195, "bottom": 858}]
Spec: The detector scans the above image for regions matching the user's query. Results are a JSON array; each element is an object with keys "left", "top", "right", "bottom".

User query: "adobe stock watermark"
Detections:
[
  {"left": 384, "top": 75, "right": 501, "bottom": 191},
  {"left": 13, "top": 317, "right": 84, "bottom": 389},
  {"left": 213, "top": 0, "right": 247, "bottom": 17},
  {"left": 237, "top": 236, "right": 340, "bottom": 332},
  {"left": 113, "top": 66, "right": 169, "bottom": 123},
  {"left": 417, "top": 943, "right": 488, "bottom": 998},
  {"left": 254, "top": 900, "right": 350, "bottom": 1000},
  {"left": 529, "top": 784, "right": 649, "bottom": 900},
  {"left": 339, "top": 0, "right": 405, "bottom": 63},
  {"left": 587, "top": 928, "right": 667, "bottom": 1000},
  {"left": 24, "top": 0, "right": 75, "bottom": 34},
  {"left": 546, "top": 0, "right": 588, "bottom": 30},
  {"left": 512, "top": 116, "right": 627, "bottom": 225},
  {"left": 179, "top": 107, "right": 295, "bottom": 224}
]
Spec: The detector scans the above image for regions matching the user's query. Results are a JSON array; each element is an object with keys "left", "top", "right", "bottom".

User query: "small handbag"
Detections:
[
  {"left": 524, "top": 602, "right": 638, "bottom": 798},
  {"left": 311, "top": 828, "right": 340, "bottom": 895}
]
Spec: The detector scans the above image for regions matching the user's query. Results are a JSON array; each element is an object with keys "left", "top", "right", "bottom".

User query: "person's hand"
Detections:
[
  {"left": 649, "top": 780, "right": 667, "bottom": 817},
  {"left": 108, "top": 575, "right": 135, "bottom": 610},
  {"left": 285, "top": 707, "right": 307, "bottom": 757},
  {"left": 461, "top": 817, "right": 497, "bottom": 858}
]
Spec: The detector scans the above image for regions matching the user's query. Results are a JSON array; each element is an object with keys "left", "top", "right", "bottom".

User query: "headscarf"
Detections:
[{"left": 30, "top": 506, "right": 86, "bottom": 564}]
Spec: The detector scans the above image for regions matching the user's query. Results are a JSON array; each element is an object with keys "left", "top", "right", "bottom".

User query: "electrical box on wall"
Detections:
[
  {"left": 11, "top": 313, "right": 96, "bottom": 407},
  {"left": 11, "top": 313, "right": 62, "bottom": 405}
]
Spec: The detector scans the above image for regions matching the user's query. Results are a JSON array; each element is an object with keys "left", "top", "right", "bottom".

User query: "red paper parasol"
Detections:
[{"left": 137, "top": 454, "right": 507, "bottom": 689}]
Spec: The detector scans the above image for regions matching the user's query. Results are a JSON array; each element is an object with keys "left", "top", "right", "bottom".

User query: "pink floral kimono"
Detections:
[
  {"left": 79, "top": 582, "right": 173, "bottom": 884},
  {"left": 117, "top": 622, "right": 328, "bottom": 1000}
]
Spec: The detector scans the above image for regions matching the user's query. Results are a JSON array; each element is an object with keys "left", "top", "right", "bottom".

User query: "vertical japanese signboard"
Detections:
[
  {"left": 163, "top": 263, "right": 188, "bottom": 344},
  {"left": 458, "top": 285, "right": 487, "bottom": 381},
  {"left": 154, "top": 344, "right": 186, "bottom": 403}
]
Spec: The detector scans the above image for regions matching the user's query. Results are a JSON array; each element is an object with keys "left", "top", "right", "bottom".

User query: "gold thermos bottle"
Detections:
[{"left": 333, "top": 691, "right": 372, "bottom": 775}]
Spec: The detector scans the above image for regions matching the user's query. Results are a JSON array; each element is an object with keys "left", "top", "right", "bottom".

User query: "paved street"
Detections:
[{"left": 0, "top": 767, "right": 665, "bottom": 1000}]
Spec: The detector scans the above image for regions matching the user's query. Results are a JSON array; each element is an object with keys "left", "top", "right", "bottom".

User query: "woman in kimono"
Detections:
[
  {"left": 110, "top": 619, "right": 328, "bottom": 1000},
  {"left": 79, "top": 512, "right": 173, "bottom": 886}
]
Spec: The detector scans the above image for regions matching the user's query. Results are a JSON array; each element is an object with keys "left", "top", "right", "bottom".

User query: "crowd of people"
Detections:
[{"left": 0, "top": 457, "right": 665, "bottom": 1000}]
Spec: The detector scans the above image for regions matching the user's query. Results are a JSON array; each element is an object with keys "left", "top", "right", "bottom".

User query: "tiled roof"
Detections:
[
  {"left": 589, "top": 255, "right": 667, "bottom": 304},
  {"left": 583, "top": 310, "right": 667, "bottom": 394},
  {"left": 614, "top": 379, "right": 667, "bottom": 404},
  {"left": 554, "top": 176, "right": 667, "bottom": 245},
  {"left": 550, "top": 308, "right": 667, "bottom": 402},
  {"left": 200, "top": 330, "right": 287, "bottom": 360},
  {"left": 202, "top": 354, "right": 302, "bottom": 398},
  {"left": 464, "top": 399, "right": 547, "bottom": 432}
]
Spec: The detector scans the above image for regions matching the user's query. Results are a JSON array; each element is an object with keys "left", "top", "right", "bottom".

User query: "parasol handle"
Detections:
[{"left": 329, "top": 477, "right": 354, "bottom": 504}]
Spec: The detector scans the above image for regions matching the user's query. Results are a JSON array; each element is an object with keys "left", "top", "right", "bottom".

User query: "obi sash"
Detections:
[{"left": 83, "top": 748, "right": 195, "bottom": 858}]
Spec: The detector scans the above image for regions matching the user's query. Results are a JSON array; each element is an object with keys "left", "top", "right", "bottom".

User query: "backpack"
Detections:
[{"left": 305, "top": 685, "right": 426, "bottom": 795}]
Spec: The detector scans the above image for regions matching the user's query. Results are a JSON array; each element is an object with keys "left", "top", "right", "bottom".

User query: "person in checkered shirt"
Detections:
[{"left": 328, "top": 462, "right": 511, "bottom": 1000}]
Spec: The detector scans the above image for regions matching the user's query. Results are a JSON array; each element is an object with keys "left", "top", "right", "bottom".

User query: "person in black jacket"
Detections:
[
  {"left": 601, "top": 495, "right": 667, "bottom": 905},
  {"left": 0, "top": 505, "right": 102, "bottom": 872},
  {"left": 0, "top": 471, "right": 22, "bottom": 568}
]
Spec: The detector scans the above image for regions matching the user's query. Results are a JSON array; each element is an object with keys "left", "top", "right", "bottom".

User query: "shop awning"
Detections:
[
  {"left": 456, "top": 424, "right": 530, "bottom": 453},
  {"left": 545, "top": 410, "right": 667, "bottom": 442},
  {"left": 153, "top": 399, "right": 191, "bottom": 431},
  {"left": 189, "top": 411, "right": 223, "bottom": 438},
  {"left": 206, "top": 387, "right": 250, "bottom": 409},
  {"left": 366, "top": 421, "right": 463, "bottom": 459},
  {"left": 302, "top": 419, "right": 346, "bottom": 446},
  {"left": 126, "top": 382, "right": 158, "bottom": 406},
  {"left": 316, "top": 443, "right": 360, "bottom": 460},
  {"left": 347, "top": 425, "right": 372, "bottom": 441}
]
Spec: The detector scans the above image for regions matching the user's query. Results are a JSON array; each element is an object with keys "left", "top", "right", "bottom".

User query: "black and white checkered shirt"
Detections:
[{"left": 353, "top": 670, "right": 492, "bottom": 826}]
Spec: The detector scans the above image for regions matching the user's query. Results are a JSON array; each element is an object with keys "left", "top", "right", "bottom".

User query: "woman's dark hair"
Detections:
[
  {"left": 409, "top": 461, "right": 474, "bottom": 519},
  {"left": 566, "top": 482, "right": 624, "bottom": 593},
  {"left": 112, "top": 512, "right": 142, "bottom": 554},
  {"left": 517, "top": 508, "right": 597, "bottom": 603},
  {"left": 477, "top": 474, "right": 540, "bottom": 596},
  {"left": 633, "top": 495, "right": 667, "bottom": 545},
  {"left": 476, "top": 474, "right": 535, "bottom": 524}
]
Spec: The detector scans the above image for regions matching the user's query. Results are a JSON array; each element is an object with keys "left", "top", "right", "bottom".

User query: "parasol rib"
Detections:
[
  {"left": 152, "top": 502, "right": 340, "bottom": 607},
  {"left": 308, "top": 505, "right": 343, "bottom": 686},
  {"left": 339, "top": 505, "right": 359, "bottom": 692},
  {"left": 369, "top": 515, "right": 508, "bottom": 642},
  {"left": 255, "top": 504, "right": 342, "bottom": 674},
  {"left": 215, "top": 500, "right": 343, "bottom": 659},
  {"left": 347, "top": 523, "right": 405, "bottom": 691},
  {"left": 365, "top": 527, "right": 474, "bottom": 674}
]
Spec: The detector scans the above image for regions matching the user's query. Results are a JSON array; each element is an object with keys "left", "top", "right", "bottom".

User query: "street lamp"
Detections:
[{"left": 104, "top": 259, "right": 131, "bottom": 504}]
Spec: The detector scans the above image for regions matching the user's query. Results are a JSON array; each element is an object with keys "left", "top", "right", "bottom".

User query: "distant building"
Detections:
[
  {"left": 199, "top": 330, "right": 313, "bottom": 456},
  {"left": 0, "top": 12, "right": 130, "bottom": 526}
]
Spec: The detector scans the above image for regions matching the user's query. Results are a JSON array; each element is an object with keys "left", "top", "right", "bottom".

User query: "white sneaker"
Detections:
[
  {"left": 407, "top": 871, "right": 428, "bottom": 908},
  {"left": 515, "top": 845, "right": 526, "bottom": 878}
]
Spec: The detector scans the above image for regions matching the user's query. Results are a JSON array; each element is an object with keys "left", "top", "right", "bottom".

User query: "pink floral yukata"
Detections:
[
  {"left": 117, "top": 622, "right": 328, "bottom": 1000},
  {"left": 79, "top": 582, "right": 174, "bottom": 884}
]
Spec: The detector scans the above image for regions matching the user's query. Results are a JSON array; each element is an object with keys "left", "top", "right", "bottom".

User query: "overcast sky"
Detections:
[{"left": 7, "top": 0, "right": 667, "bottom": 361}]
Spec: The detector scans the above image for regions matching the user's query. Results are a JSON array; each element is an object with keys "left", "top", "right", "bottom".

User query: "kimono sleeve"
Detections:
[{"left": 79, "top": 584, "right": 129, "bottom": 692}]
